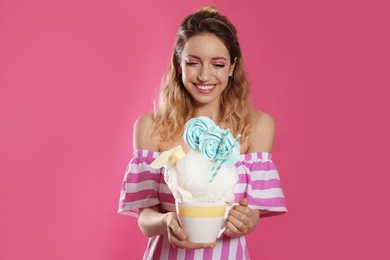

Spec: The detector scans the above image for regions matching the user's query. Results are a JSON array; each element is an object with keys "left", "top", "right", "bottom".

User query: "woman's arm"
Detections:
[
  {"left": 133, "top": 113, "right": 159, "bottom": 152},
  {"left": 138, "top": 206, "right": 215, "bottom": 249},
  {"left": 246, "top": 110, "right": 275, "bottom": 154},
  {"left": 133, "top": 114, "right": 215, "bottom": 249},
  {"left": 133, "top": 115, "right": 170, "bottom": 237},
  {"left": 225, "top": 198, "right": 260, "bottom": 237},
  {"left": 138, "top": 206, "right": 177, "bottom": 237},
  {"left": 225, "top": 111, "right": 276, "bottom": 237}
]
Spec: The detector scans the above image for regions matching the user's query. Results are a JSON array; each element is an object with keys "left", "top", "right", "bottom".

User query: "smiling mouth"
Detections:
[{"left": 196, "top": 84, "right": 216, "bottom": 90}]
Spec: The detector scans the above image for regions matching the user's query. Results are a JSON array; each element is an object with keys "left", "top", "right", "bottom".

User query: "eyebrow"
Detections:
[{"left": 185, "top": 54, "right": 228, "bottom": 61}]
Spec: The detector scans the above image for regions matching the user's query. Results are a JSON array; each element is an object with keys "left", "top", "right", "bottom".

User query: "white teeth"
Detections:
[{"left": 197, "top": 85, "right": 215, "bottom": 90}]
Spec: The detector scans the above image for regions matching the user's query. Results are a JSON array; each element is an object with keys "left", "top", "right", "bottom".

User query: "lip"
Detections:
[{"left": 194, "top": 83, "right": 216, "bottom": 93}]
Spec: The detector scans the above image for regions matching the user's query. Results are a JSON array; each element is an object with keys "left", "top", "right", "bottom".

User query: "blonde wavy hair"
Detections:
[{"left": 153, "top": 6, "right": 253, "bottom": 141}]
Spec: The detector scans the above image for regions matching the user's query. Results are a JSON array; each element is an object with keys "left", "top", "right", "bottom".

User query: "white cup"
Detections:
[{"left": 176, "top": 201, "right": 238, "bottom": 243}]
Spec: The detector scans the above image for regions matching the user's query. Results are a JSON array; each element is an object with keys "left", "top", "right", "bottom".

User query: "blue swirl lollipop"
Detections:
[
  {"left": 199, "top": 126, "right": 240, "bottom": 167},
  {"left": 183, "top": 116, "right": 216, "bottom": 151}
]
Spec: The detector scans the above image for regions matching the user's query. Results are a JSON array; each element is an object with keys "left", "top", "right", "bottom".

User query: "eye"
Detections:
[
  {"left": 213, "top": 64, "right": 226, "bottom": 68},
  {"left": 185, "top": 62, "right": 199, "bottom": 67}
]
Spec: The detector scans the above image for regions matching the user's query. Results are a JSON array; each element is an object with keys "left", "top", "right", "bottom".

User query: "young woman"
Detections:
[{"left": 118, "top": 6, "right": 287, "bottom": 259}]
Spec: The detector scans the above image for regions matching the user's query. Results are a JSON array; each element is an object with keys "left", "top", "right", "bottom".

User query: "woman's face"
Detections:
[{"left": 179, "top": 33, "right": 236, "bottom": 107}]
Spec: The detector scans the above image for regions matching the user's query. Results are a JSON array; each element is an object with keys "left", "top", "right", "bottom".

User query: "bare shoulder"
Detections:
[
  {"left": 246, "top": 110, "right": 276, "bottom": 153},
  {"left": 133, "top": 113, "right": 159, "bottom": 151}
]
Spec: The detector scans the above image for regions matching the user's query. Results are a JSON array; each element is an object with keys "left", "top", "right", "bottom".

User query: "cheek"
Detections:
[
  {"left": 181, "top": 70, "right": 192, "bottom": 86},
  {"left": 216, "top": 69, "right": 231, "bottom": 81},
  {"left": 182, "top": 67, "right": 197, "bottom": 80}
]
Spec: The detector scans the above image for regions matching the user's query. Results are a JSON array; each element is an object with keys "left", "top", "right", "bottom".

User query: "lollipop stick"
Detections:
[
  {"left": 214, "top": 129, "right": 230, "bottom": 161},
  {"left": 209, "top": 134, "right": 241, "bottom": 183}
]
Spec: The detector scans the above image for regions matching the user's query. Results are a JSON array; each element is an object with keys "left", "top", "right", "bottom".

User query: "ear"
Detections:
[{"left": 229, "top": 57, "right": 237, "bottom": 76}]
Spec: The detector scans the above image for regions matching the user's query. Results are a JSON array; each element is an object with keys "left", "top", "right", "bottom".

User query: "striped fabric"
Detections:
[{"left": 118, "top": 150, "right": 287, "bottom": 259}]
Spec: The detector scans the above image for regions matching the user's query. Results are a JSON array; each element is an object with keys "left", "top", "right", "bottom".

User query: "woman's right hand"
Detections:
[{"left": 166, "top": 212, "right": 216, "bottom": 250}]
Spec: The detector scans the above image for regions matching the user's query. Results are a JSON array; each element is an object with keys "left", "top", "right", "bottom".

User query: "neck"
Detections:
[{"left": 195, "top": 103, "right": 222, "bottom": 124}]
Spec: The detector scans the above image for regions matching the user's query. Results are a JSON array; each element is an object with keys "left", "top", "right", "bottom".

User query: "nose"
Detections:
[{"left": 197, "top": 66, "right": 210, "bottom": 82}]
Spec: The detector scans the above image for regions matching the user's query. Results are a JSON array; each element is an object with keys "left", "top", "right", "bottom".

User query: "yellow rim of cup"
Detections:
[{"left": 177, "top": 205, "right": 226, "bottom": 218}]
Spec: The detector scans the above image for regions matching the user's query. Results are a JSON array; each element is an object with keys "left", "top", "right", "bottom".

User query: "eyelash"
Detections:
[
  {"left": 185, "top": 62, "right": 226, "bottom": 68},
  {"left": 185, "top": 62, "right": 198, "bottom": 66}
]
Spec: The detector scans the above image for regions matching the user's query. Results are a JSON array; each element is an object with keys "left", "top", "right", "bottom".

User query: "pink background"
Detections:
[{"left": 1, "top": 0, "right": 389, "bottom": 259}]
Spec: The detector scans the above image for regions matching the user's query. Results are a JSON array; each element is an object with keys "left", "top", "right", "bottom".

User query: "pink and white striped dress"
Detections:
[{"left": 118, "top": 150, "right": 287, "bottom": 260}]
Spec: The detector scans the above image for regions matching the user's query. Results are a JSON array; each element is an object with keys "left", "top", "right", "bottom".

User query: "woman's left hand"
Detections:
[{"left": 224, "top": 198, "right": 260, "bottom": 237}]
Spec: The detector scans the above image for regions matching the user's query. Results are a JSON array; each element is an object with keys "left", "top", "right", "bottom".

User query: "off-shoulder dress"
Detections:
[{"left": 118, "top": 150, "right": 287, "bottom": 260}]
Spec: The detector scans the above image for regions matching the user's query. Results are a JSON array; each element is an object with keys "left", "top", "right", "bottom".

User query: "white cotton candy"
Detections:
[{"left": 165, "top": 151, "right": 238, "bottom": 204}]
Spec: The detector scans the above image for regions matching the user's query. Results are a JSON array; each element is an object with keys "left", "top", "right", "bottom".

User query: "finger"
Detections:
[
  {"left": 168, "top": 226, "right": 216, "bottom": 249},
  {"left": 228, "top": 216, "right": 247, "bottom": 232},
  {"left": 225, "top": 219, "right": 239, "bottom": 233},
  {"left": 172, "top": 237, "right": 216, "bottom": 249},
  {"left": 224, "top": 227, "right": 233, "bottom": 237},
  {"left": 168, "top": 227, "right": 185, "bottom": 248},
  {"left": 229, "top": 208, "right": 250, "bottom": 224},
  {"left": 225, "top": 219, "right": 241, "bottom": 237},
  {"left": 168, "top": 222, "right": 187, "bottom": 241},
  {"left": 231, "top": 201, "right": 251, "bottom": 215},
  {"left": 239, "top": 198, "right": 248, "bottom": 207},
  {"left": 228, "top": 209, "right": 251, "bottom": 231},
  {"left": 182, "top": 241, "right": 216, "bottom": 250}
]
